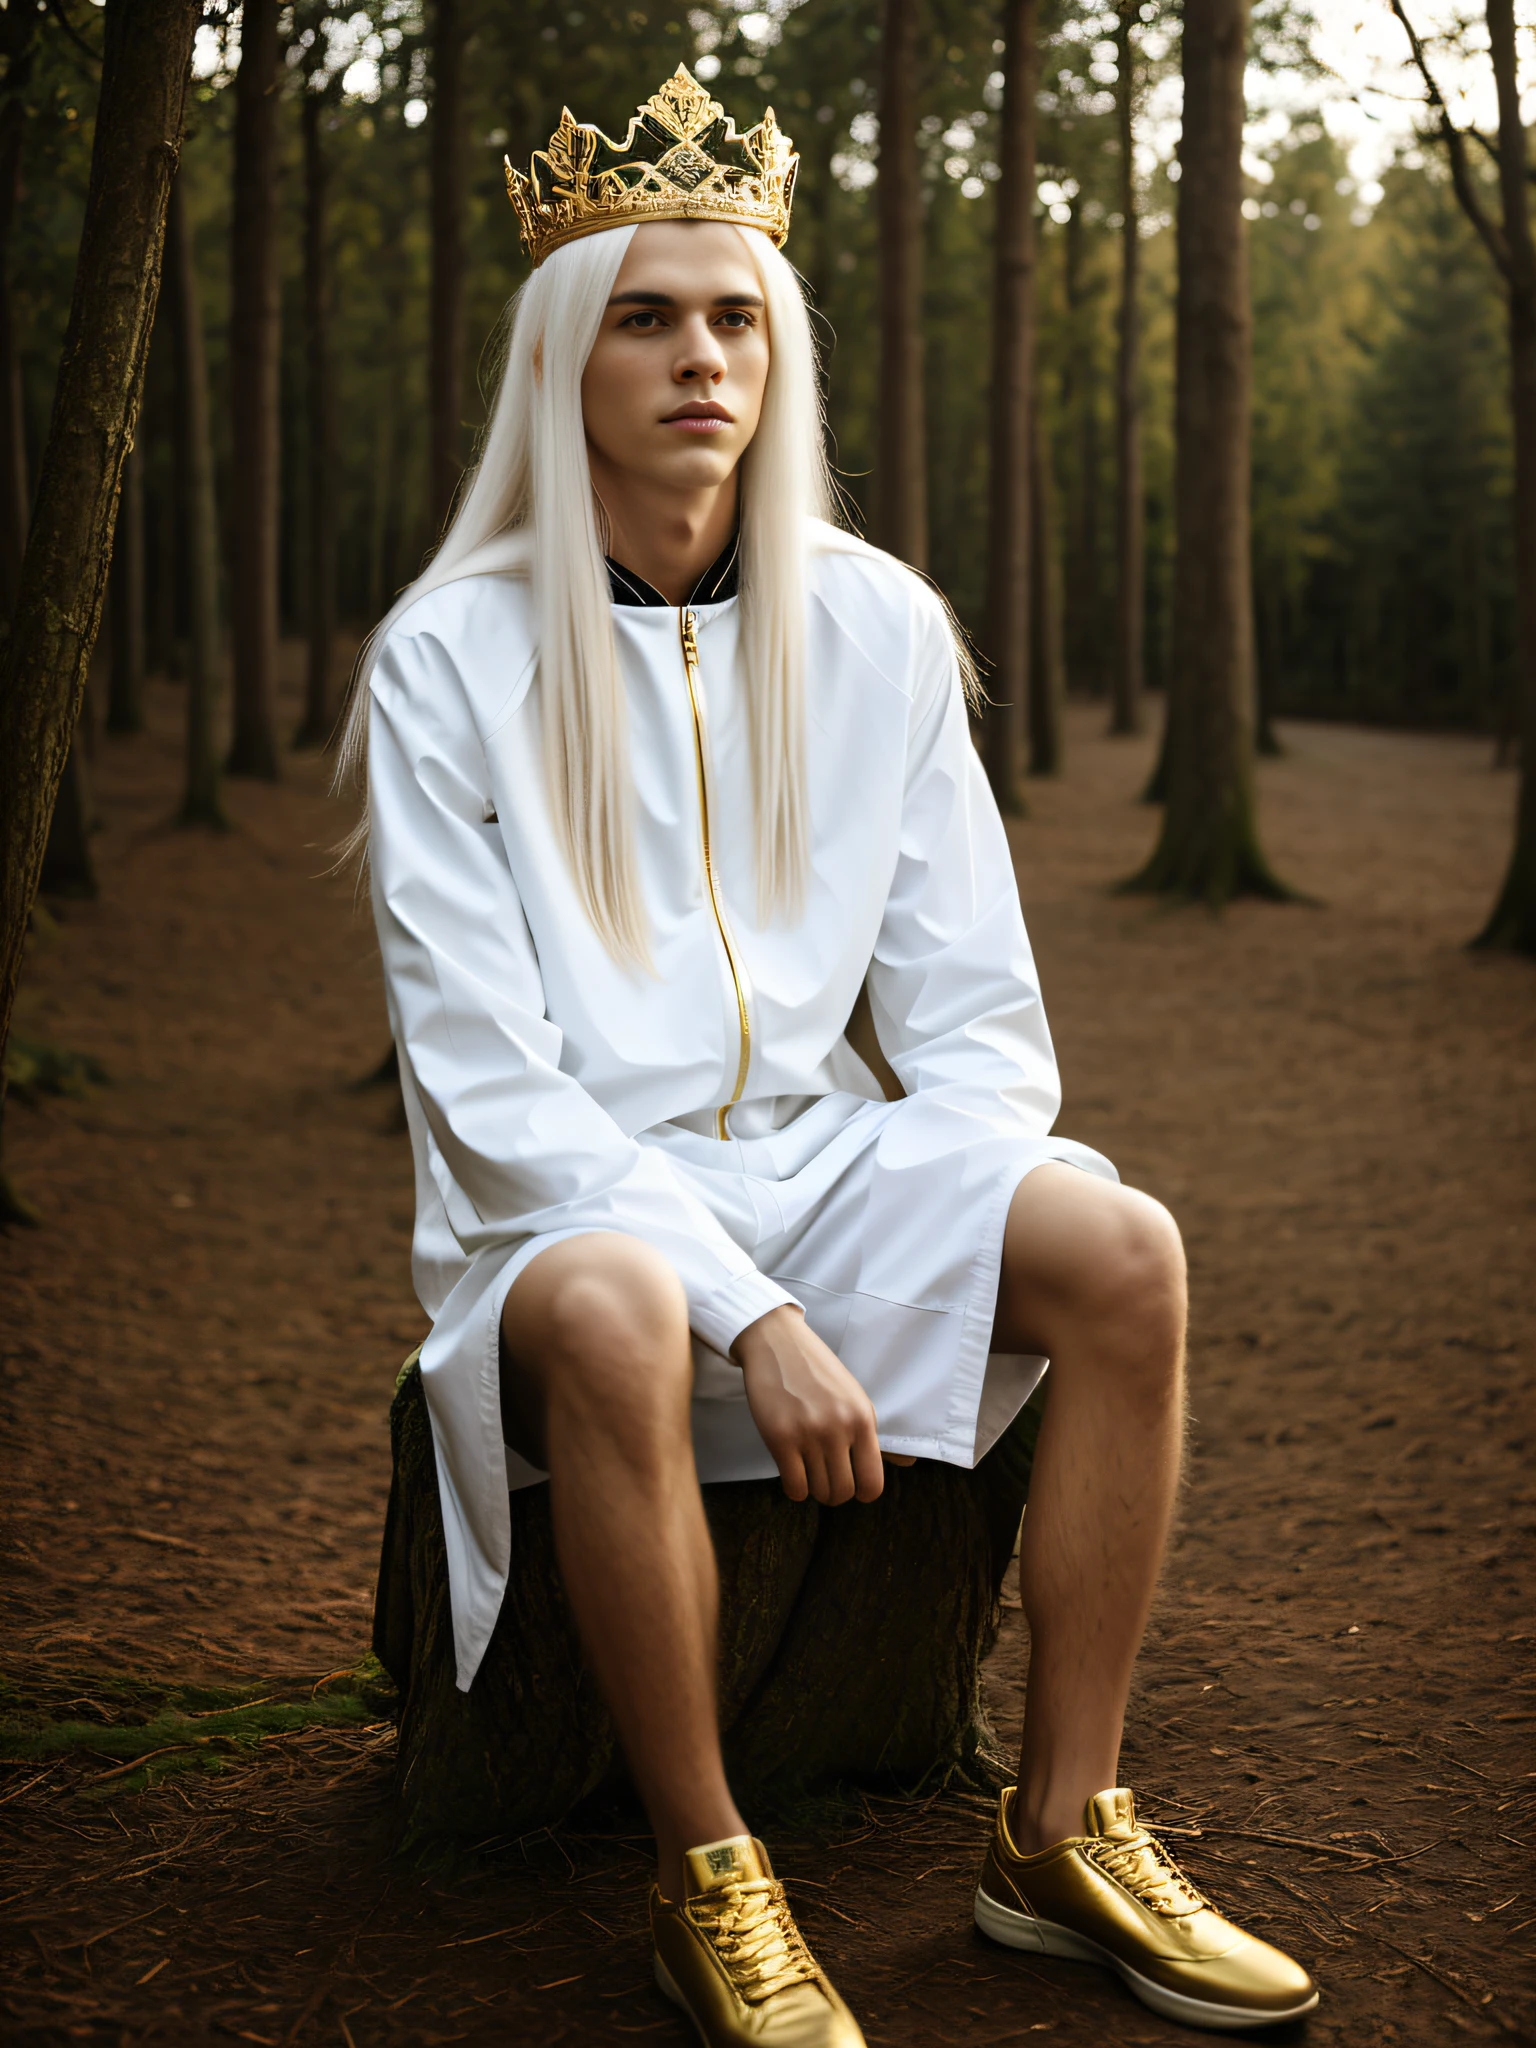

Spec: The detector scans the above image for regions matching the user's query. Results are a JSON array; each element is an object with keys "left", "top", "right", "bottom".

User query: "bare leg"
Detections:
[
  {"left": 500, "top": 1233, "right": 746, "bottom": 1900},
  {"left": 992, "top": 1164, "right": 1187, "bottom": 1853}
]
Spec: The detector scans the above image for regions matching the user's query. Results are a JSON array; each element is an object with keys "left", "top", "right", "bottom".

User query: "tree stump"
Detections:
[{"left": 373, "top": 1357, "right": 1040, "bottom": 1847}]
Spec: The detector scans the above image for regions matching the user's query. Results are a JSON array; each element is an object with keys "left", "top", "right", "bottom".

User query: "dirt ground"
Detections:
[{"left": 2, "top": 656, "right": 1532, "bottom": 2047}]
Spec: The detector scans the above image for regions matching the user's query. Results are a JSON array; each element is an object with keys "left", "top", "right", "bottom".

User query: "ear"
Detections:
[{"left": 532, "top": 337, "right": 544, "bottom": 383}]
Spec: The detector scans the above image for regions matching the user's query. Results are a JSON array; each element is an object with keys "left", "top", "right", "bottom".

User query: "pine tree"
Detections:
[
  {"left": 983, "top": 0, "right": 1038, "bottom": 811},
  {"left": 875, "top": 0, "right": 928, "bottom": 569},
  {"left": 1124, "top": 0, "right": 1290, "bottom": 905},
  {"left": 0, "top": 0, "right": 199, "bottom": 1072}
]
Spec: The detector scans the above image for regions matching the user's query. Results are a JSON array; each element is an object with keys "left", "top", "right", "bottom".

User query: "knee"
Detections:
[
  {"left": 1073, "top": 1188, "right": 1186, "bottom": 1415},
  {"left": 539, "top": 1237, "right": 692, "bottom": 1433},
  {"left": 1093, "top": 1186, "right": 1186, "bottom": 1339},
  {"left": 1008, "top": 1172, "right": 1185, "bottom": 1368}
]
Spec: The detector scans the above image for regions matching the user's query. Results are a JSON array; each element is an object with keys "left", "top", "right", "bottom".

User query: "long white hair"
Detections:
[{"left": 337, "top": 221, "right": 834, "bottom": 965}]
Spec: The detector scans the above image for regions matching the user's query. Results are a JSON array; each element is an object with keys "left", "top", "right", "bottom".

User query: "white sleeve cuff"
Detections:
[{"left": 690, "top": 1267, "right": 797, "bottom": 1360}]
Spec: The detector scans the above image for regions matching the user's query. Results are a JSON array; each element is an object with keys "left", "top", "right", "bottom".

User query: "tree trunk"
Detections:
[
  {"left": 374, "top": 1358, "right": 1038, "bottom": 1844},
  {"left": 369, "top": 400, "right": 398, "bottom": 619},
  {"left": 0, "top": 22, "right": 34, "bottom": 618},
  {"left": 1061, "top": 205, "right": 1101, "bottom": 698},
  {"left": 149, "top": 402, "right": 179, "bottom": 676},
  {"left": 167, "top": 177, "right": 226, "bottom": 830},
  {"left": 227, "top": 0, "right": 282, "bottom": 780},
  {"left": 106, "top": 441, "right": 145, "bottom": 732},
  {"left": 0, "top": 0, "right": 198, "bottom": 1079},
  {"left": 39, "top": 740, "right": 98, "bottom": 897},
  {"left": 982, "top": 0, "right": 1037, "bottom": 812},
  {"left": 874, "top": 0, "right": 927, "bottom": 569},
  {"left": 428, "top": 0, "right": 466, "bottom": 538},
  {"left": 294, "top": 89, "right": 337, "bottom": 749},
  {"left": 1475, "top": 0, "right": 1536, "bottom": 953},
  {"left": 795, "top": 106, "right": 840, "bottom": 318},
  {"left": 1254, "top": 577, "right": 1282, "bottom": 757},
  {"left": 1123, "top": 0, "right": 1288, "bottom": 905},
  {"left": 1028, "top": 400, "right": 1064, "bottom": 775},
  {"left": 1109, "top": 3, "right": 1144, "bottom": 737}
]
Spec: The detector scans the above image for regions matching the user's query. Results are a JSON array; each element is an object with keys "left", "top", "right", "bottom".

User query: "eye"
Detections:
[
  {"left": 621, "top": 309, "right": 666, "bottom": 330},
  {"left": 716, "top": 309, "right": 755, "bottom": 328}
]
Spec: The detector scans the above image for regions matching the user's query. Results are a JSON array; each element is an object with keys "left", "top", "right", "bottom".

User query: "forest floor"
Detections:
[{"left": 1, "top": 656, "right": 1532, "bottom": 2048}]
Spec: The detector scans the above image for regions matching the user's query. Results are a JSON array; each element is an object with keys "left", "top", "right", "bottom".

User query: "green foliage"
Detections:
[
  {"left": 1315, "top": 168, "right": 1511, "bottom": 728},
  {"left": 0, "top": 1659, "right": 396, "bottom": 1795}
]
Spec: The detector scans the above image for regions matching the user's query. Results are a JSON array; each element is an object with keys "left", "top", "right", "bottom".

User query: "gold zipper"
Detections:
[{"left": 679, "top": 605, "right": 751, "bottom": 1140}]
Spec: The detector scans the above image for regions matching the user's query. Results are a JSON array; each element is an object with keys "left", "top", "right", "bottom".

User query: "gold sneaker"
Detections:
[
  {"left": 975, "top": 1787, "right": 1319, "bottom": 2032},
  {"left": 651, "top": 1833, "right": 866, "bottom": 2046}
]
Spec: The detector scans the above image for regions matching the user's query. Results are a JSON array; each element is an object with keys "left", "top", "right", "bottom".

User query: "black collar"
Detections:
[{"left": 607, "top": 532, "right": 740, "bottom": 607}]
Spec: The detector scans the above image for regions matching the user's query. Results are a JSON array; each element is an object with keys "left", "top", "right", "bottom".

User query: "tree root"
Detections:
[{"left": 1116, "top": 812, "right": 1309, "bottom": 909}]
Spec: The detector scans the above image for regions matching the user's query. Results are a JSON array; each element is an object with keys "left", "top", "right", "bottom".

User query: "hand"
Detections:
[{"left": 731, "top": 1305, "right": 886, "bottom": 1506}]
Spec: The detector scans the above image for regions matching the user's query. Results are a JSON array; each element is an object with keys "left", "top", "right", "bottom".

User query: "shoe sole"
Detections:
[{"left": 974, "top": 1886, "right": 1320, "bottom": 2032}]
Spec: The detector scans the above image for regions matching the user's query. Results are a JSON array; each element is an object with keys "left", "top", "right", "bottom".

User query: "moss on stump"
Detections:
[{"left": 373, "top": 1359, "right": 1039, "bottom": 1847}]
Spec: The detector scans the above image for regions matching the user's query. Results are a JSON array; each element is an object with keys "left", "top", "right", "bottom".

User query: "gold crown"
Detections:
[{"left": 506, "top": 65, "right": 797, "bottom": 268}]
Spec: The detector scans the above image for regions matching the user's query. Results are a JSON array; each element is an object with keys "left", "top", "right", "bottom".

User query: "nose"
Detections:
[{"left": 674, "top": 312, "right": 727, "bottom": 385}]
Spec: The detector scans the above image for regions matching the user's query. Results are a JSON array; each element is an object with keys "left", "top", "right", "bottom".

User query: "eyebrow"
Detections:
[{"left": 608, "top": 289, "right": 766, "bottom": 309}]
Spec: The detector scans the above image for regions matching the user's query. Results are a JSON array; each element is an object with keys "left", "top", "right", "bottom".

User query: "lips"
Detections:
[{"left": 663, "top": 403, "right": 733, "bottom": 428}]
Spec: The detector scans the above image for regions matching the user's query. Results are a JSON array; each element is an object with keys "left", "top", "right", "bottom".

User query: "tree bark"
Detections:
[
  {"left": 0, "top": 0, "right": 197, "bottom": 1080},
  {"left": 167, "top": 177, "right": 226, "bottom": 830},
  {"left": 294, "top": 88, "right": 337, "bottom": 749},
  {"left": 1028, "top": 400, "right": 1065, "bottom": 776},
  {"left": 148, "top": 387, "right": 179, "bottom": 677},
  {"left": 874, "top": 0, "right": 927, "bottom": 569},
  {"left": 0, "top": 14, "right": 36, "bottom": 617},
  {"left": 428, "top": 0, "right": 466, "bottom": 538},
  {"left": 1253, "top": 581, "right": 1282, "bottom": 757},
  {"left": 369, "top": 396, "right": 400, "bottom": 619},
  {"left": 106, "top": 441, "right": 145, "bottom": 733},
  {"left": 795, "top": 106, "right": 840, "bottom": 319},
  {"left": 375, "top": 1358, "right": 1038, "bottom": 1844},
  {"left": 1123, "top": 0, "right": 1288, "bottom": 904},
  {"left": 982, "top": 0, "right": 1037, "bottom": 812},
  {"left": 1109, "top": 3, "right": 1144, "bottom": 737},
  {"left": 227, "top": 0, "right": 282, "bottom": 780},
  {"left": 1474, "top": 0, "right": 1536, "bottom": 952},
  {"left": 1061, "top": 205, "right": 1101, "bottom": 699},
  {"left": 39, "top": 739, "right": 98, "bottom": 897},
  {"left": 369, "top": 254, "right": 408, "bottom": 615}
]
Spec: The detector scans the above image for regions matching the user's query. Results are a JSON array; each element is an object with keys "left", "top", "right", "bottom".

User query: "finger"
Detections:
[
  {"left": 852, "top": 1418, "right": 887, "bottom": 1502},
  {"left": 802, "top": 1448, "right": 834, "bottom": 1506},
  {"left": 821, "top": 1438, "right": 857, "bottom": 1507},
  {"left": 776, "top": 1446, "right": 809, "bottom": 1503},
  {"left": 883, "top": 1452, "right": 916, "bottom": 1469}
]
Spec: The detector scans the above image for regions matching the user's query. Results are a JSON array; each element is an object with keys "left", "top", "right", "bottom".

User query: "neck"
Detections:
[{"left": 590, "top": 462, "right": 739, "bottom": 605}]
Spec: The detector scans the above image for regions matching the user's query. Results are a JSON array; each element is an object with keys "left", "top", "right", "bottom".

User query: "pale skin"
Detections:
[{"left": 504, "top": 221, "right": 1188, "bottom": 1904}]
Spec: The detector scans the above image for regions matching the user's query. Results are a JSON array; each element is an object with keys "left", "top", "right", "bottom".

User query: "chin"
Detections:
[{"left": 647, "top": 447, "right": 740, "bottom": 493}]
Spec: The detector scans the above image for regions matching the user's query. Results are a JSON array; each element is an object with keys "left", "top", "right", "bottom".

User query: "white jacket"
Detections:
[{"left": 368, "top": 524, "right": 1091, "bottom": 1685}]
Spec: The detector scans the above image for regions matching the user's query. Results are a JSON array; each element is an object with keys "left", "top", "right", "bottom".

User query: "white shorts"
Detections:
[{"left": 498, "top": 1089, "right": 1118, "bottom": 1490}]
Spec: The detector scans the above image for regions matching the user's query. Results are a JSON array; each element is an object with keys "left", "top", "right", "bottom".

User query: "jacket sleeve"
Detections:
[
  {"left": 862, "top": 586, "right": 1063, "bottom": 1134},
  {"left": 367, "top": 622, "right": 794, "bottom": 1356}
]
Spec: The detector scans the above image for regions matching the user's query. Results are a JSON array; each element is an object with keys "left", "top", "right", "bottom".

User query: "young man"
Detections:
[{"left": 357, "top": 66, "right": 1318, "bottom": 2046}]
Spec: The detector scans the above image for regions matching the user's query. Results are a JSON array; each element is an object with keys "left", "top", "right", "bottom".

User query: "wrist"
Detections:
[{"left": 729, "top": 1301, "right": 804, "bottom": 1367}]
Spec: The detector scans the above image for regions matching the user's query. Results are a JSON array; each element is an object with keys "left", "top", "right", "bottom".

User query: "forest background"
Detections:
[
  {"left": 1, "top": 7, "right": 1532, "bottom": 2040},
  {"left": 4, "top": 0, "right": 1523, "bottom": 772}
]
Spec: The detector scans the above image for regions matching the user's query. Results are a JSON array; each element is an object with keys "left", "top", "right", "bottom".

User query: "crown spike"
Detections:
[{"left": 506, "top": 64, "right": 797, "bottom": 268}]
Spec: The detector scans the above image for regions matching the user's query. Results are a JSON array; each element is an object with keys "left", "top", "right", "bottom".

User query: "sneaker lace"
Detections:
[
  {"left": 688, "top": 1879, "right": 820, "bottom": 2004},
  {"left": 1086, "top": 1829, "right": 1208, "bottom": 1918}
]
